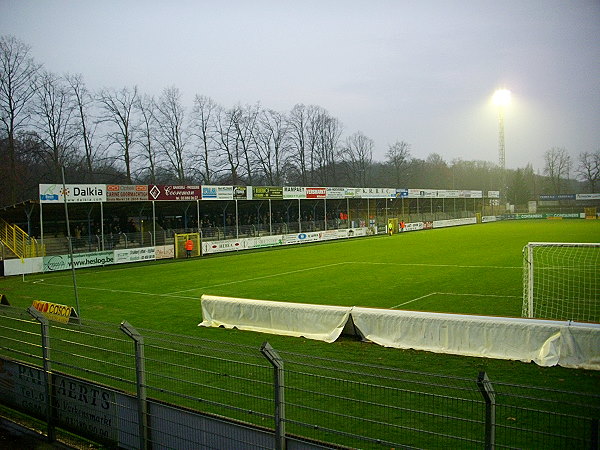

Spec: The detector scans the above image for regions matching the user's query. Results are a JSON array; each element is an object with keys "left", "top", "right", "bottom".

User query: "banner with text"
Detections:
[
  {"left": 148, "top": 185, "right": 202, "bottom": 201},
  {"left": 31, "top": 300, "right": 76, "bottom": 324},
  {"left": 39, "top": 184, "right": 106, "bottom": 203},
  {"left": 106, "top": 184, "right": 148, "bottom": 202}
]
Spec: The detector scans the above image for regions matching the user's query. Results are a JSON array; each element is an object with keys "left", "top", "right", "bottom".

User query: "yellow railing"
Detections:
[{"left": 0, "top": 218, "right": 46, "bottom": 260}]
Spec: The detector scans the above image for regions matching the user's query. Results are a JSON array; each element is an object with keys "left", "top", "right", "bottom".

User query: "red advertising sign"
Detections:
[
  {"left": 148, "top": 185, "right": 202, "bottom": 201},
  {"left": 306, "top": 187, "right": 326, "bottom": 199}
]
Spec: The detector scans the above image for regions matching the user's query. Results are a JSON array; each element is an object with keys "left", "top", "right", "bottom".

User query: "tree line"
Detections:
[{"left": 1, "top": 35, "right": 598, "bottom": 207}]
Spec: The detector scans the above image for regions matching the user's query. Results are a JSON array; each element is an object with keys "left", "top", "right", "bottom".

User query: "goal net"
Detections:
[
  {"left": 174, "top": 233, "right": 201, "bottom": 258},
  {"left": 522, "top": 242, "right": 600, "bottom": 322}
]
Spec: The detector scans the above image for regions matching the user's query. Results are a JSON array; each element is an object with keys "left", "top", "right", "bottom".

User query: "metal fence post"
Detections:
[
  {"left": 261, "top": 342, "right": 286, "bottom": 450},
  {"left": 27, "top": 306, "right": 55, "bottom": 442},
  {"left": 477, "top": 371, "right": 496, "bottom": 450},
  {"left": 120, "top": 321, "right": 148, "bottom": 450}
]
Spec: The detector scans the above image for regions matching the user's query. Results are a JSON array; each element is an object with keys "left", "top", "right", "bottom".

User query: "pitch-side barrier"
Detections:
[{"left": 199, "top": 294, "right": 600, "bottom": 370}]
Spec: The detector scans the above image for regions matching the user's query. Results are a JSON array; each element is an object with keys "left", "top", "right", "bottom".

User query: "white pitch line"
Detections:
[
  {"left": 166, "top": 262, "right": 348, "bottom": 295},
  {"left": 392, "top": 292, "right": 438, "bottom": 309},
  {"left": 24, "top": 280, "right": 198, "bottom": 300},
  {"left": 436, "top": 292, "right": 521, "bottom": 298},
  {"left": 347, "top": 261, "right": 521, "bottom": 269},
  {"left": 392, "top": 291, "right": 520, "bottom": 309}
]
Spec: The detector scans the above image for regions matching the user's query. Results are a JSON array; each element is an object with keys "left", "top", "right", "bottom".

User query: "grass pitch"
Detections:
[{"left": 1, "top": 219, "right": 599, "bottom": 391}]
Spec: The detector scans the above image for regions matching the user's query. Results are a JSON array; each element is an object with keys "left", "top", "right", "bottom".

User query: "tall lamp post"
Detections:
[{"left": 492, "top": 89, "right": 511, "bottom": 201}]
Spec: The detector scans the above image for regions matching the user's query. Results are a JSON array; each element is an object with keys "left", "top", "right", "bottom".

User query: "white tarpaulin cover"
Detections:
[
  {"left": 199, "top": 296, "right": 600, "bottom": 369},
  {"left": 351, "top": 308, "right": 600, "bottom": 370},
  {"left": 199, "top": 295, "right": 352, "bottom": 343}
]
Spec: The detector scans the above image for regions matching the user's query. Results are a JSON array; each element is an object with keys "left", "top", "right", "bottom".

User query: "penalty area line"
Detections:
[
  {"left": 391, "top": 291, "right": 521, "bottom": 309},
  {"left": 348, "top": 261, "right": 521, "bottom": 270},
  {"left": 166, "top": 262, "right": 348, "bottom": 295},
  {"left": 392, "top": 293, "right": 439, "bottom": 309},
  {"left": 22, "top": 280, "right": 199, "bottom": 300}
]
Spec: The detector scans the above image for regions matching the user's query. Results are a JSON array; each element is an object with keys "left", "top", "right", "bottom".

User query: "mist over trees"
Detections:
[{"left": 1, "top": 35, "right": 597, "bottom": 207}]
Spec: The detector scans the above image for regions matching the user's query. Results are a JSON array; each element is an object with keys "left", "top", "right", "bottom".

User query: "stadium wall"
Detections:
[{"left": 199, "top": 295, "right": 600, "bottom": 370}]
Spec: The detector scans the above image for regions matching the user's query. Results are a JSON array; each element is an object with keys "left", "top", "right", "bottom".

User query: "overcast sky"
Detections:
[{"left": 2, "top": 0, "right": 599, "bottom": 172}]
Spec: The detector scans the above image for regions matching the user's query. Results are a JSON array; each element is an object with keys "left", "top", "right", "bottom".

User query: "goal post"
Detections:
[
  {"left": 174, "top": 233, "right": 201, "bottom": 258},
  {"left": 522, "top": 242, "right": 600, "bottom": 322}
]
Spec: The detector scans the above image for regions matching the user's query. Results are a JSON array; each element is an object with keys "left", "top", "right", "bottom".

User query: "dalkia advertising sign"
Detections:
[{"left": 39, "top": 184, "right": 106, "bottom": 203}]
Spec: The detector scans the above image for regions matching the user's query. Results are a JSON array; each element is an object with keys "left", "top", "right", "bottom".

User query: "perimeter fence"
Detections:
[{"left": 0, "top": 305, "right": 598, "bottom": 449}]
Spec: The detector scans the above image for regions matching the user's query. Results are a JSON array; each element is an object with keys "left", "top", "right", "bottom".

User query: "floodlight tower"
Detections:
[{"left": 492, "top": 89, "right": 511, "bottom": 170}]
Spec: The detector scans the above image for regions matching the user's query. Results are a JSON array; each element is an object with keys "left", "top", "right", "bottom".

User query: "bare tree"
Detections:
[
  {"left": 98, "top": 86, "right": 139, "bottom": 183},
  {"left": 287, "top": 104, "right": 309, "bottom": 185},
  {"left": 234, "top": 103, "right": 260, "bottom": 185},
  {"left": 66, "top": 74, "right": 97, "bottom": 181},
  {"left": 386, "top": 141, "right": 411, "bottom": 187},
  {"left": 0, "top": 35, "right": 42, "bottom": 202},
  {"left": 213, "top": 105, "right": 241, "bottom": 184},
  {"left": 31, "top": 71, "right": 78, "bottom": 181},
  {"left": 576, "top": 150, "right": 599, "bottom": 193},
  {"left": 306, "top": 106, "right": 341, "bottom": 185},
  {"left": 341, "top": 131, "right": 373, "bottom": 186},
  {"left": 254, "top": 109, "right": 290, "bottom": 185},
  {"left": 155, "top": 87, "right": 188, "bottom": 183},
  {"left": 316, "top": 112, "right": 342, "bottom": 185},
  {"left": 190, "top": 94, "right": 217, "bottom": 183},
  {"left": 543, "top": 147, "right": 572, "bottom": 194},
  {"left": 135, "top": 94, "right": 159, "bottom": 183},
  {"left": 424, "top": 153, "right": 450, "bottom": 188}
]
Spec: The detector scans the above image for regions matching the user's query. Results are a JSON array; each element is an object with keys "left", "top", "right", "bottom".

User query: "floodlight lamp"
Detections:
[{"left": 493, "top": 89, "right": 511, "bottom": 107}]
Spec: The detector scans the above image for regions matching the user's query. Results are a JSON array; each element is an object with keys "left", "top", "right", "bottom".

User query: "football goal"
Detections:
[
  {"left": 522, "top": 242, "right": 600, "bottom": 322},
  {"left": 174, "top": 233, "right": 201, "bottom": 258}
]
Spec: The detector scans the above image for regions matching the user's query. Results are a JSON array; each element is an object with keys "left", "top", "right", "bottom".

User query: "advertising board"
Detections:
[
  {"left": 202, "top": 185, "right": 234, "bottom": 200},
  {"left": 344, "top": 188, "right": 360, "bottom": 198},
  {"left": 43, "top": 251, "right": 114, "bottom": 272},
  {"left": 438, "top": 190, "right": 460, "bottom": 198},
  {"left": 326, "top": 187, "right": 346, "bottom": 199},
  {"left": 39, "top": 184, "right": 106, "bottom": 203},
  {"left": 577, "top": 193, "right": 600, "bottom": 200},
  {"left": 155, "top": 245, "right": 175, "bottom": 260},
  {"left": 31, "top": 300, "right": 76, "bottom": 324},
  {"left": 53, "top": 374, "right": 118, "bottom": 441},
  {"left": 305, "top": 187, "right": 327, "bottom": 199},
  {"left": 420, "top": 189, "right": 437, "bottom": 198},
  {"left": 252, "top": 186, "right": 283, "bottom": 199},
  {"left": 106, "top": 185, "right": 147, "bottom": 202},
  {"left": 148, "top": 185, "right": 202, "bottom": 201},
  {"left": 283, "top": 186, "right": 306, "bottom": 199},
  {"left": 233, "top": 186, "right": 249, "bottom": 199},
  {"left": 114, "top": 247, "right": 156, "bottom": 264},
  {"left": 433, "top": 217, "right": 477, "bottom": 228},
  {"left": 404, "top": 222, "right": 424, "bottom": 232},
  {"left": 0, "top": 358, "right": 118, "bottom": 442},
  {"left": 202, "top": 240, "right": 245, "bottom": 254}
]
